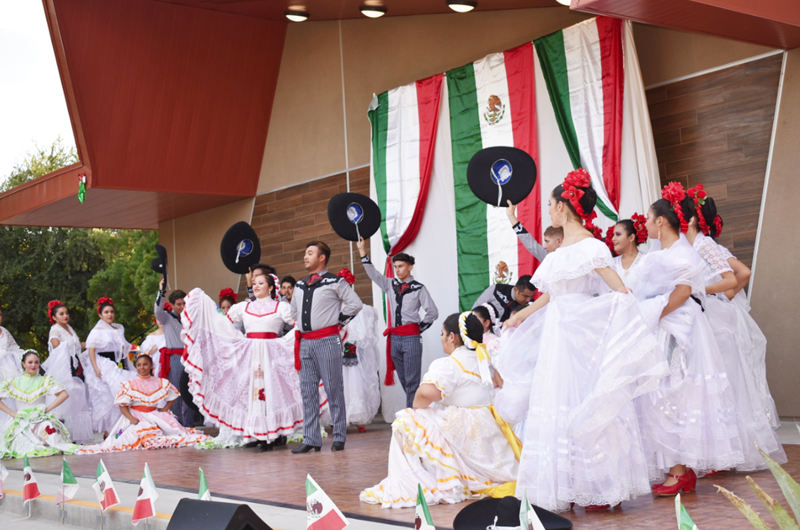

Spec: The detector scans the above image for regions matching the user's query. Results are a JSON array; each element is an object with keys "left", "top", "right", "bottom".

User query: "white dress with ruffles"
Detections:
[
  {"left": 693, "top": 233, "right": 785, "bottom": 470},
  {"left": 494, "top": 237, "right": 668, "bottom": 511},
  {"left": 82, "top": 321, "right": 137, "bottom": 433},
  {"left": 181, "top": 289, "right": 328, "bottom": 446},
  {"left": 631, "top": 235, "right": 744, "bottom": 476},
  {"left": 43, "top": 324, "right": 93, "bottom": 442},
  {"left": 360, "top": 346, "right": 520, "bottom": 508},
  {"left": 0, "top": 327, "right": 23, "bottom": 424}
]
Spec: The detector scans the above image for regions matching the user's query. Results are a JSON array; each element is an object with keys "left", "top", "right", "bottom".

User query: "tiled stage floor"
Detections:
[{"left": 7, "top": 422, "right": 800, "bottom": 529}]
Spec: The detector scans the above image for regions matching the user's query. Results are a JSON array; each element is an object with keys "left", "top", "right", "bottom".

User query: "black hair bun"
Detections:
[{"left": 464, "top": 313, "right": 484, "bottom": 344}]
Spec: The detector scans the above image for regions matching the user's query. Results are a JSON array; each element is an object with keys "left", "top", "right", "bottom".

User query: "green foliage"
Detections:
[
  {"left": 87, "top": 230, "right": 159, "bottom": 343},
  {"left": 0, "top": 226, "right": 104, "bottom": 353},
  {"left": 1, "top": 137, "right": 78, "bottom": 192}
]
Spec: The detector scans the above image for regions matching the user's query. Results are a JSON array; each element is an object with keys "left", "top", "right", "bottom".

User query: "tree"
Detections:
[{"left": 1, "top": 137, "right": 78, "bottom": 192}]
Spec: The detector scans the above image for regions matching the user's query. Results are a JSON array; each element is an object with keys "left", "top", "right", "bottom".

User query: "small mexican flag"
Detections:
[
  {"left": 22, "top": 456, "right": 41, "bottom": 504},
  {"left": 92, "top": 459, "right": 120, "bottom": 512},
  {"left": 306, "top": 475, "right": 348, "bottom": 530},
  {"left": 519, "top": 489, "right": 545, "bottom": 530},
  {"left": 675, "top": 494, "right": 699, "bottom": 530},
  {"left": 57, "top": 458, "right": 79, "bottom": 506},
  {"left": 132, "top": 463, "right": 158, "bottom": 526},
  {"left": 198, "top": 468, "right": 211, "bottom": 501},
  {"left": 0, "top": 462, "right": 8, "bottom": 498},
  {"left": 415, "top": 484, "right": 435, "bottom": 530}
]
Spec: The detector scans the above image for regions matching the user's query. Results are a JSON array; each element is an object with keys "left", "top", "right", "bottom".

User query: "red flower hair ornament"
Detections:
[
  {"left": 219, "top": 288, "right": 238, "bottom": 303},
  {"left": 338, "top": 268, "right": 356, "bottom": 286},
  {"left": 163, "top": 301, "right": 173, "bottom": 313},
  {"left": 687, "top": 184, "right": 710, "bottom": 235},
  {"left": 96, "top": 296, "right": 114, "bottom": 316},
  {"left": 560, "top": 168, "right": 602, "bottom": 241},
  {"left": 47, "top": 300, "right": 64, "bottom": 325},
  {"left": 604, "top": 226, "right": 618, "bottom": 257},
  {"left": 661, "top": 182, "right": 689, "bottom": 233},
  {"left": 713, "top": 215, "right": 723, "bottom": 237},
  {"left": 631, "top": 212, "right": 648, "bottom": 244}
]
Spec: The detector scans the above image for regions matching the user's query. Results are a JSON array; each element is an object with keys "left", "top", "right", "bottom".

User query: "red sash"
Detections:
[
  {"left": 382, "top": 323, "right": 421, "bottom": 386},
  {"left": 131, "top": 405, "right": 156, "bottom": 413},
  {"left": 294, "top": 325, "right": 341, "bottom": 370},
  {"left": 159, "top": 347, "right": 185, "bottom": 379},
  {"left": 246, "top": 332, "right": 279, "bottom": 339}
]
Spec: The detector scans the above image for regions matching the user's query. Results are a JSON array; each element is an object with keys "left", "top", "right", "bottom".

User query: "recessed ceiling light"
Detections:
[
  {"left": 360, "top": 6, "right": 387, "bottom": 18},
  {"left": 285, "top": 10, "right": 309, "bottom": 22},
  {"left": 448, "top": 1, "right": 477, "bottom": 13},
  {"left": 556, "top": 0, "right": 571, "bottom": 5}
]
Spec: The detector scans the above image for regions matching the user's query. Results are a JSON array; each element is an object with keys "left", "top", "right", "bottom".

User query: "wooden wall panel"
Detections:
[
  {"left": 647, "top": 54, "right": 781, "bottom": 267},
  {"left": 249, "top": 167, "right": 373, "bottom": 306}
]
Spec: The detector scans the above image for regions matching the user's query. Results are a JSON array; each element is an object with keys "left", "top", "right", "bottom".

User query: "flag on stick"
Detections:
[
  {"left": 57, "top": 458, "right": 79, "bottom": 506},
  {"left": 415, "top": 484, "right": 435, "bottom": 529},
  {"left": 306, "top": 475, "right": 348, "bottom": 530},
  {"left": 198, "top": 468, "right": 211, "bottom": 501},
  {"left": 675, "top": 494, "right": 699, "bottom": 530},
  {"left": 0, "top": 462, "right": 8, "bottom": 498},
  {"left": 519, "top": 488, "right": 545, "bottom": 530},
  {"left": 92, "top": 459, "right": 120, "bottom": 512},
  {"left": 132, "top": 463, "right": 158, "bottom": 526},
  {"left": 22, "top": 456, "right": 40, "bottom": 504}
]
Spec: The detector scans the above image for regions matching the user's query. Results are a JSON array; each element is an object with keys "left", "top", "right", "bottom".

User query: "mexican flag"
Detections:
[
  {"left": 415, "top": 484, "right": 435, "bottom": 530},
  {"left": 306, "top": 475, "right": 348, "bottom": 530},
  {"left": 57, "top": 458, "right": 79, "bottom": 506},
  {"left": 446, "top": 42, "right": 540, "bottom": 310},
  {"left": 92, "top": 459, "right": 120, "bottom": 512},
  {"left": 22, "top": 456, "right": 40, "bottom": 504},
  {"left": 675, "top": 495, "right": 699, "bottom": 530},
  {"left": 0, "top": 462, "right": 8, "bottom": 498},
  {"left": 132, "top": 463, "right": 158, "bottom": 526},
  {"left": 198, "top": 468, "right": 211, "bottom": 501},
  {"left": 519, "top": 489, "right": 545, "bottom": 530}
]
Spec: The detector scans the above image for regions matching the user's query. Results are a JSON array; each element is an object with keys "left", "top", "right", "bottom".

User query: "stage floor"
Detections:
[{"left": 6, "top": 422, "right": 799, "bottom": 529}]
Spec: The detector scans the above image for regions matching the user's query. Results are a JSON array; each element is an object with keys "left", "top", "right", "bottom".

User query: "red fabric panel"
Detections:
[{"left": 597, "top": 17, "right": 624, "bottom": 211}]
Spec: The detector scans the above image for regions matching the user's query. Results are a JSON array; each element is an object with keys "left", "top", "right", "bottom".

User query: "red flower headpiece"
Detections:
[
  {"left": 268, "top": 274, "right": 280, "bottom": 300},
  {"left": 47, "top": 300, "right": 64, "bottom": 325},
  {"left": 219, "top": 288, "right": 238, "bottom": 303},
  {"left": 631, "top": 212, "right": 648, "bottom": 244},
  {"left": 686, "top": 184, "right": 710, "bottom": 235},
  {"left": 661, "top": 182, "right": 689, "bottom": 233},
  {"left": 96, "top": 296, "right": 114, "bottom": 316},
  {"left": 338, "top": 268, "right": 356, "bottom": 286},
  {"left": 163, "top": 301, "right": 173, "bottom": 313},
  {"left": 713, "top": 215, "right": 723, "bottom": 237},
  {"left": 560, "top": 168, "right": 602, "bottom": 240},
  {"left": 604, "top": 226, "right": 618, "bottom": 257}
]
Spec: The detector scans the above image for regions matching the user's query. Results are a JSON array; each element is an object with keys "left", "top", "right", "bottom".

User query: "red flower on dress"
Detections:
[
  {"left": 45, "top": 426, "right": 56, "bottom": 435},
  {"left": 47, "top": 300, "right": 64, "bottom": 325},
  {"left": 257, "top": 388, "right": 265, "bottom": 401},
  {"left": 604, "top": 226, "right": 618, "bottom": 256},
  {"left": 337, "top": 268, "right": 356, "bottom": 286},
  {"left": 96, "top": 296, "right": 114, "bottom": 316},
  {"left": 661, "top": 182, "right": 689, "bottom": 233},
  {"left": 218, "top": 288, "right": 238, "bottom": 303},
  {"left": 631, "top": 212, "right": 648, "bottom": 244}
]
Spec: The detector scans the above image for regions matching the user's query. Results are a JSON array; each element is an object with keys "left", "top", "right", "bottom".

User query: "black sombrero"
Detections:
[
  {"left": 327, "top": 193, "right": 381, "bottom": 242},
  {"left": 453, "top": 496, "right": 572, "bottom": 530},
  {"left": 467, "top": 146, "right": 537, "bottom": 207},
  {"left": 220, "top": 221, "right": 262, "bottom": 274},
  {"left": 152, "top": 244, "right": 168, "bottom": 284}
]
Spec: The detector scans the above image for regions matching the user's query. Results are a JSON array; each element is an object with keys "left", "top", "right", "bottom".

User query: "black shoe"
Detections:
[
  {"left": 243, "top": 440, "right": 263, "bottom": 448},
  {"left": 259, "top": 442, "right": 274, "bottom": 452},
  {"left": 331, "top": 441, "right": 345, "bottom": 451},
  {"left": 292, "top": 444, "right": 321, "bottom": 454},
  {"left": 274, "top": 435, "right": 287, "bottom": 447}
]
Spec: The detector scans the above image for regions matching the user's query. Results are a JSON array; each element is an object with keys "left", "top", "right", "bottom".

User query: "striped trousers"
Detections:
[
  {"left": 168, "top": 354, "right": 195, "bottom": 428},
  {"left": 299, "top": 335, "right": 346, "bottom": 446},
  {"left": 391, "top": 334, "right": 423, "bottom": 408}
]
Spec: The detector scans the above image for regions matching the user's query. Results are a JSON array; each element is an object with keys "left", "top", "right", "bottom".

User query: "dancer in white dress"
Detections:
[
  {"left": 139, "top": 318, "right": 165, "bottom": 377},
  {"left": 0, "top": 351, "right": 75, "bottom": 458},
  {"left": 43, "top": 301, "right": 93, "bottom": 442},
  {"left": 634, "top": 182, "right": 744, "bottom": 496},
  {"left": 0, "top": 309, "right": 24, "bottom": 425},
  {"left": 219, "top": 288, "right": 245, "bottom": 335},
  {"left": 83, "top": 297, "right": 137, "bottom": 434},
  {"left": 495, "top": 169, "right": 668, "bottom": 512},
  {"left": 684, "top": 185, "right": 785, "bottom": 470},
  {"left": 360, "top": 312, "right": 520, "bottom": 508},
  {"left": 608, "top": 214, "right": 648, "bottom": 281},
  {"left": 182, "top": 274, "right": 327, "bottom": 449}
]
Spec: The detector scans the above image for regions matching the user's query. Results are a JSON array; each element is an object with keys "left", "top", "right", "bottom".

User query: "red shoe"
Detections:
[
  {"left": 584, "top": 504, "right": 611, "bottom": 511},
  {"left": 652, "top": 469, "right": 697, "bottom": 496},
  {"left": 357, "top": 425, "right": 367, "bottom": 433},
  {"left": 702, "top": 470, "right": 726, "bottom": 477}
]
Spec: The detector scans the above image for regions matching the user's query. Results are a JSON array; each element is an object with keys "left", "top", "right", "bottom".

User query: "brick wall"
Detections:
[
  {"left": 248, "top": 166, "right": 373, "bottom": 305},
  {"left": 647, "top": 54, "right": 781, "bottom": 267}
]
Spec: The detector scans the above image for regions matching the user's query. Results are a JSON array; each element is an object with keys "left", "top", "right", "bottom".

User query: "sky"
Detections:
[{"left": 0, "top": 1, "right": 75, "bottom": 181}]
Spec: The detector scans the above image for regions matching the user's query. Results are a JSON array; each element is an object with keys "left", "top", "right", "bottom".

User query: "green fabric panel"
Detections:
[{"left": 368, "top": 92, "right": 391, "bottom": 254}]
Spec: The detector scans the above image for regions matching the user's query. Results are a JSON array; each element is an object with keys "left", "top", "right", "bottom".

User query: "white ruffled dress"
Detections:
[
  {"left": 494, "top": 237, "right": 668, "bottom": 511},
  {"left": 82, "top": 321, "right": 137, "bottom": 433},
  {"left": 181, "top": 289, "right": 327, "bottom": 446},
  {"left": 0, "top": 327, "right": 23, "bottom": 424},
  {"left": 138, "top": 333, "right": 166, "bottom": 377},
  {"left": 360, "top": 345, "right": 520, "bottom": 508},
  {"left": 631, "top": 235, "right": 744, "bottom": 476},
  {"left": 43, "top": 324, "right": 93, "bottom": 442},
  {"left": 693, "top": 233, "right": 785, "bottom": 470}
]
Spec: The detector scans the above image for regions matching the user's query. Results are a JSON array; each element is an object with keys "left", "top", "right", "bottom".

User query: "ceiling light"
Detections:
[
  {"left": 556, "top": 0, "right": 571, "bottom": 5},
  {"left": 360, "top": 6, "right": 387, "bottom": 18},
  {"left": 285, "top": 10, "right": 309, "bottom": 22},
  {"left": 448, "top": 1, "right": 477, "bottom": 13}
]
